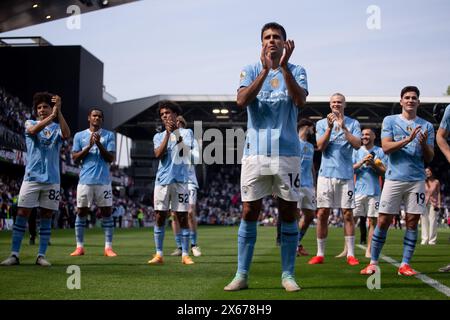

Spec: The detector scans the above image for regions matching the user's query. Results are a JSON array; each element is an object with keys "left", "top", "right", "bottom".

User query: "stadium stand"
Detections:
[{"left": 0, "top": 86, "right": 29, "bottom": 151}]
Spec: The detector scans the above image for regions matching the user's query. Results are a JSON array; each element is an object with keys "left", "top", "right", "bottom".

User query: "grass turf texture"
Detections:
[{"left": 0, "top": 226, "right": 449, "bottom": 300}]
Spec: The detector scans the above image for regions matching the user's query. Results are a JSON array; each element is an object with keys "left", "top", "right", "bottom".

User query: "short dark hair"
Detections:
[
  {"left": 33, "top": 92, "right": 52, "bottom": 112},
  {"left": 88, "top": 107, "right": 104, "bottom": 118},
  {"left": 261, "top": 22, "right": 286, "bottom": 41},
  {"left": 401, "top": 86, "right": 420, "bottom": 98},
  {"left": 297, "top": 118, "right": 314, "bottom": 131},
  {"left": 361, "top": 127, "right": 375, "bottom": 134},
  {"left": 157, "top": 100, "right": 182, "bottom": 117}
]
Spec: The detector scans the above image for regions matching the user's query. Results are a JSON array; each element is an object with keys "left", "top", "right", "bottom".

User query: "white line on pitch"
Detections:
[{"left": 356, "top": 244, "right": 450, "bottom": 297}]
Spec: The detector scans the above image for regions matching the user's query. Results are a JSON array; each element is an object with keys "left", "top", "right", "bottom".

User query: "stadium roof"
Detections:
[
  {"left": 0, "top": 0, "right": 138, "bottom": 33},
  {"left": 112, "top": 94, "right": 450, "bottom": 140}
]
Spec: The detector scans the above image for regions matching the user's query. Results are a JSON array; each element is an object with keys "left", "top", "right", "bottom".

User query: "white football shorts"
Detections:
[
  {"left": 316, "top": 176, "right": 355, "bottom": 209},
  {"left": 297, "top": 186, "right": 317, "bottom": 211},
  {"left": 77, "top": 184, "right": 113, "bottom": 208},
  {"left": 240, "top": 155, "right": 301, "bottom": 202},
  {"left": 353, "top": 194, "right": 380, "bottom": 218},
  {"left": 379, "top": 180, "right": 426, "bottom": 215},
  {"left": 154, "top": 183, "right": 189, "bottom": 212},
  {"left": 18, "top": 181, "right": 60, "bottom": 211}
]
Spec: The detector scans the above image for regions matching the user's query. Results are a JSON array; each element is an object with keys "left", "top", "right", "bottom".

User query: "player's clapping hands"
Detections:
[
  {"left": 165, "top": 119, "right": 177, "bottom": 133},
  {"left": 92, "top": 132, "right": 101, "bottom": 145},
  {"left": 335, "top": 113, "right": 346, "bottom": 130},
  {"left": 50, "top": 95, "right": 61, "bottom": 119},
  {"left": 280, "top": 40, "right": 294, "bottom": 68},
  {"left": 417, "top": 129, "right": 428, "bottom": 147},
  {"left": 326, "top": 113, "right": 336, "bottom": 128},
  {"left": 407, "top": 126, "right": 422, "bottom": 144},
  {"left": 89, "top": 132, "right": 98, "bottom": 147}
]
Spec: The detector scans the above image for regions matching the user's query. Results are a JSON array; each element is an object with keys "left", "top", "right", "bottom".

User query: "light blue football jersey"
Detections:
[
  {"left": 381, "top": 114, "right": 434, "bottom": 181},
  {"left": 154, "top": 127, "right": 193, "bottom": 186},
  {"left": 23, "top": 120, "right": 63, "bottom": 184},
  {"left": 439, "top": 105, "right": 450, "bottom": 141},
  {"left": 72, "top": 129, "right": 116, "bottom": 185},
  {"left": 299, "top": 138, "right": 314, "bottom": 188},
  {"left": 316, "top": 116, "right": 361, "bottom": 180},
  {"left": 353, "top": 146, "right": 387, "bottom": 196},
  {"left": 239, "top": 62, "right": 308, "bottom": 157},
  {"left": 187, "top": 165, "right": 198, "bottom": 188},
  {"left": 187, "top": 131, "right": 199, "bottom": 188}
]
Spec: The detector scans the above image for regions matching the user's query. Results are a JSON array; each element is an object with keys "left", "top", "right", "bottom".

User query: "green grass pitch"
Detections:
[{"left": 0, "top": 226, "right": 449, "bottom": 300}]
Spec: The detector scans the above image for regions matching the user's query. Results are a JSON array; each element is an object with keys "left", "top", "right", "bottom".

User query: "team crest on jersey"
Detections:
[
  {"left": 43, "top": 129, "right": 51, "bottom": 138},
  {"left": 270, "top": 78, "right": 279, "bottom": 89},
  {"left": 406, "top": 125, "right": 413, "bottom": 133},
  {"left": 239, "top": 71, "right": 246, "bottom": 80}
]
